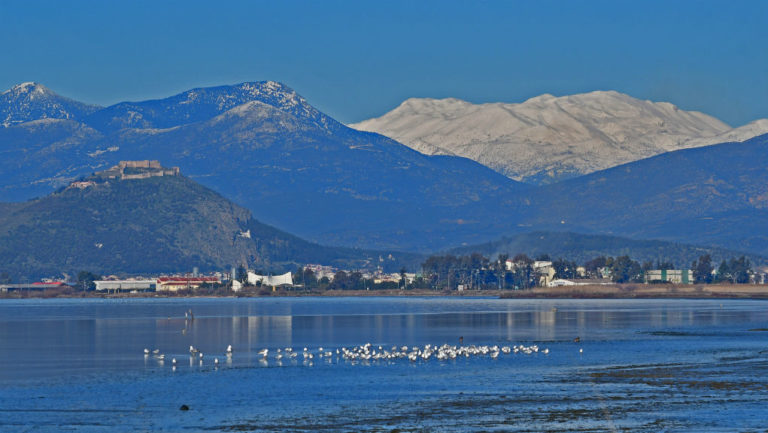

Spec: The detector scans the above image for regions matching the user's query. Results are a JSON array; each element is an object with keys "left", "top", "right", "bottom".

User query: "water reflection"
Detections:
[{"left": 1, "top": 298, "right": 767, "bottom": 382}]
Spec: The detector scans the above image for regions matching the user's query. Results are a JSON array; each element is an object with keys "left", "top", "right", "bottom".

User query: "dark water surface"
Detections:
[{"left": 1, "top": 297, "right": 767, "bottom": 432}]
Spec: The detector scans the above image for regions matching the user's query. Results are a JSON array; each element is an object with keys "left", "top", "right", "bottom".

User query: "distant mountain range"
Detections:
[
  {"left": 351, "top": 92, "right": 768, "bottom": 184},
  {"left": 0, "top": 81, "right": 527, "bottom": 252},
  {"left": 0, "top": 163, "right": 416, "bottom": 280},
  {"left": 0, "top": 80, "right": 766, "bottom": 262}
]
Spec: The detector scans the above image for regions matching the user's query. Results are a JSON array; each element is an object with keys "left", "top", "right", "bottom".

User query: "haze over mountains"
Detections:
[
  {"left": 351, "top": 92, "right": 768, "bottom": 184},
  {"left": 0, "top": 80, "right": 766, "bottom": 270}
]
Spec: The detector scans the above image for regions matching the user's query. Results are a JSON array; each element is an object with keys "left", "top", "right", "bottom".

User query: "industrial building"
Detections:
[
  {"left": 645, "top": 269, "right": 693, "bottom": 284},
  {"left": 94, "top": 280, "right": 156, "bottom": 292},
  {"left": 156, "top": 276, "right": 220, "bottom": 292}
]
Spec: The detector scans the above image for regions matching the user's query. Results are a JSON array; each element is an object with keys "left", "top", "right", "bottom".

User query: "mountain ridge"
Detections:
[
  {"left": 522, "top": 132, "right": 768, "bottom": 255},
  {"left": 1, "top": 80, "right": 767, "bottom": 257},
  {"left": 0, "top": 81, "right": 529, "bottom": 252},
  {"left": 82, "top": 80, "right": 340, "bottom": 133},
  {"left": 350, "top": 91, "right": 768, "bottom": 184},
  {"left": 1, "top": 82, "right": 101, "bottom": 127}
]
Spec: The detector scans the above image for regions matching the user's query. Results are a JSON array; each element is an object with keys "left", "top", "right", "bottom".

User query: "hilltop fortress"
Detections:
[
  {"left": 102, "top": 160, "right": 180, "bottom": 180},
  {"left": 68, "top": 160, "right": 180, "bottom": 189}
]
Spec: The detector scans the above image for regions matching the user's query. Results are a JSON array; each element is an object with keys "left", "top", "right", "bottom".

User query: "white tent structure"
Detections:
[{"left": 247, "top": 271, "right": 293, "bottom": 287}]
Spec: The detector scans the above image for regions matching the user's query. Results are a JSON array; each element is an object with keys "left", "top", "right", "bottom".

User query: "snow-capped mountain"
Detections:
[
  {"left": 84, "top": 80, "right": 339, "bottom": 133},
  {"left": 350, "top": 91, "right": 768, "bottom": 184},
  {"left": 0, "top": 81, "right": 527, "bottom": 252},
  {"left": 0, "top": 82, "right": 101, "bottom": 127},
  {"left": 2, "top": 80, "right": 767, "bottom": 255}
]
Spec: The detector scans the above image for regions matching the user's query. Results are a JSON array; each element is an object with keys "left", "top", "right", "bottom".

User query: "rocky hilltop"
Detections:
[{"left": 0, "top": 161, "right": 408, "bottom": 279}]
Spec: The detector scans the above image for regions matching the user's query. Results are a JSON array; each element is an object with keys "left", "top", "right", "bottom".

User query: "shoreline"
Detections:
[
  {"left": 500, "top": 284, "right": 768, "bottom": 299},
  {"left": 2, "top": 284, "right": 768, "bottom": 300}
]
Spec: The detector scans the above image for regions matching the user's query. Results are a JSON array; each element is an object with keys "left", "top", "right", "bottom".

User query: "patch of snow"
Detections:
[
  {"left": 13, "top": 82, "right": 38, "bottom": 93},
  {"left": 87, "top": 146, "right": 120, "bottom": 158}
]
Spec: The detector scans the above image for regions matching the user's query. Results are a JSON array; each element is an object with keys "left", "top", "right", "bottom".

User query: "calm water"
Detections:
[{"left": 1, "top": 297, "right": 767, "bottom": 432}]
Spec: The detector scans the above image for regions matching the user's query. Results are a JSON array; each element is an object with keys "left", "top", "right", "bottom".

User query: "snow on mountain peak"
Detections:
[
  {"left": 1, "top": 82, "right": 100, "bottom": 127},
  {"left": 350, "top": 91, "right": 768, "bottom": 184},
  {"left": 523, "top": 93, "right": 555, "bottom": 104},
  {"left": 4, "top": 82, "right": 49, "bottom": 96},
  {"left": 13, "top": 81, "right": 39, "bottom": 91},
  {"left": 79, "top": 80, "right": 338, "bottom": 133}
]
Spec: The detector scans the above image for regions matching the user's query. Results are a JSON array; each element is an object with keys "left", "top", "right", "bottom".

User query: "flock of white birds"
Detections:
[{"left": 143, "top": 342, "right": 567, "bottom": 369}]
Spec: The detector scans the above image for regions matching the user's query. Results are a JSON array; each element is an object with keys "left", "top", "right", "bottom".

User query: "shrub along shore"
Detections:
[{"left": 2, "top": 284, "right": 768, "bottom": 299}]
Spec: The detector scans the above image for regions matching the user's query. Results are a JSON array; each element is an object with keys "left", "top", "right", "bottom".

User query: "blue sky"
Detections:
[{"left": 1, "top": 0, "right": 767, "bottom": 126}]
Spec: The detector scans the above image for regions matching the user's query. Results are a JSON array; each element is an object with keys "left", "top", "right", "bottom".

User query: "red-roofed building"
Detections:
[{"left": 156, "top": 277, "right": 220, "bottom": 292}]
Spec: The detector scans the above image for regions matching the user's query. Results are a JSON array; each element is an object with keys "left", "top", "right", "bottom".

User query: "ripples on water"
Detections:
[{"left": 0, "top": 297, "right": 767, "bottom": 432}]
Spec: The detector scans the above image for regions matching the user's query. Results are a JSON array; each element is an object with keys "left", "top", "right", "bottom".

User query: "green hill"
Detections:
[{"left": 0, "top": 163, "right": 413, "bottom": 280}]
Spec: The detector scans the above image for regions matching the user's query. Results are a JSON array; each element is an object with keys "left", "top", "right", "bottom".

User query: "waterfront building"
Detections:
[
  {"left": 94, "top": 280, "right": 156, "bottom": 292},
  {"left": 156, "top": 276, "right": 220, "bottom": 291},
  {"left": 246, "top": 271, "right": 293, "bottom": 287},
  {"left": 645, "top": 269, "right": 693, "bottom": 284}
]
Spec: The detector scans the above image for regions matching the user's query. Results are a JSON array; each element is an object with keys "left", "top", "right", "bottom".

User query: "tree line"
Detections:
[
  {"left": 417, "top": 253, "right": 759, "bottom": 290},
  {"left": 289, "top": 252, "right": 760, "bottom": 292}
]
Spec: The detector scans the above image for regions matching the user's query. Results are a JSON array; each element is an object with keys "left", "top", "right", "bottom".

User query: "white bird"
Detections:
[
  {"left": 144, "top": 348, "right": 150, "bottom": 355},
  {"left": 579, "top": 348, "right": 583, "bottom": 353},
  {"left": 172, "top": 358, "right": 177, "bottom": 365},
  {"left": 226, "top": 345, "right": 233, "bottom": 355},
  {"left": 214, "top": 357, "right": 219, "bottom": 365}
]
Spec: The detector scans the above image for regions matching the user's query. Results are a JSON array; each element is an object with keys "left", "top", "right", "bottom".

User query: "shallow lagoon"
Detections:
[{"left": 1, "top": 297, "right": 767, "bottom": 432}]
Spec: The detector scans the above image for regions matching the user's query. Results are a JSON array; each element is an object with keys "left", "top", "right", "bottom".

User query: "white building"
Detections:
[
  {"left": 247, "top": 271, "right": 293, "bottom": 287},
  {"left": 94, "top": 280, "right": 156, "bottom": 292},
  {"left": 645, "top": 269, "right": 693, "bottom": 284},
  {"left": 547, "top": 278, "right": 613, "bottom": 287}
]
